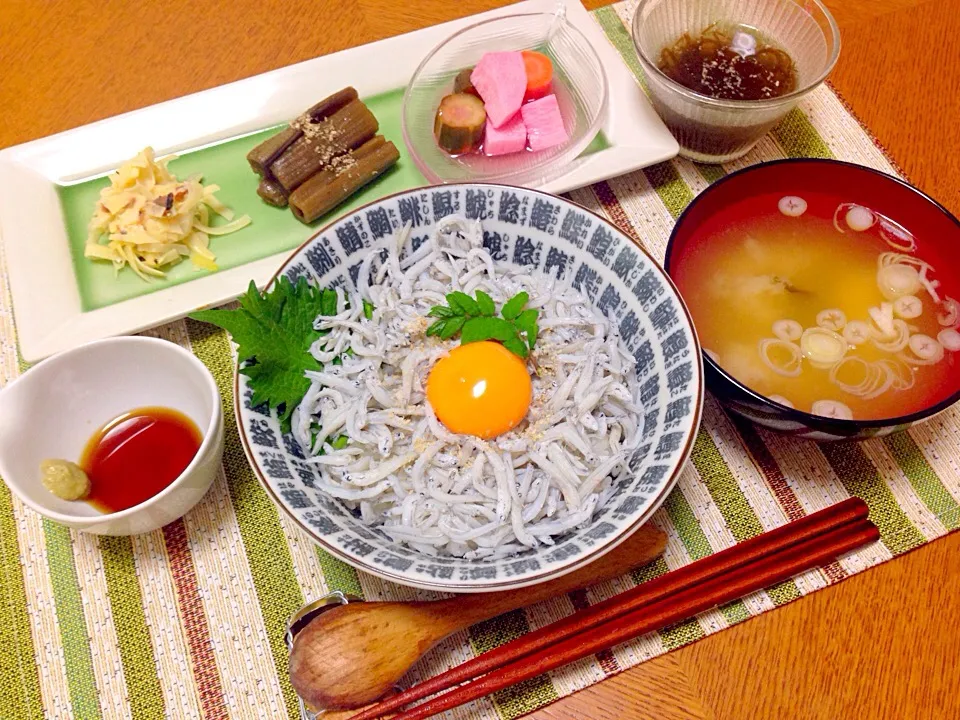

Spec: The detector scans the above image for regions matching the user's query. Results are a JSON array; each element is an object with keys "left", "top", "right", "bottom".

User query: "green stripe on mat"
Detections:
[
  {"left": 45, "top": 522, "right": 102, "bottom": 720},
  {"left": 0, "top": 485, "right": 44, "bottom": 720},
  {"left": 689, "top": 430, "right": 801, "bottom": 602},
  {"left": 315, "top": 548, "right": 365, "bottom": 598},
  {"left": 594, "top": 6, "right": 647, "bottom": 92},
  {"left": 470, "top": 610, "right": 530, "bottom": 654},
  {"left": 186, "top": 319, "right": 308, "bottom": 720},
  {"left": 883, "top": 434, "right": 960, "bottom": 531},
  {"left": 492, "top": 676, "right": 560, "bottom": 720},
  {"left": 99, "top": 536, "right": 164, "bottom": 720},
  {"left": 694, "top": 163, "right": 726, "bottom": 184},
  {"left": 663, "top": 489, "right": 714, "bottom": 560},
  {"left": 663, "top": 489, "right": 751, "bottom": 626},
  {"left": 819, "top": 443, "right": 926, "bottom": 554},
  {"left": 720, "top": 599, "right": 752, "bottom": 624},
  {"left": 773, "top": 108, "right": 835, "bottom": 159},
  {"left": 690, "top": 432, "right": 764, "bottom": 541},
  {"left": 631, "top": 554, "right": 668, "bottom": 584},
  {"left": 643, "top": 162, "right": 696, "bottom": 219},
  {"left": 766, "top": 579, "right": 802, "bottom": 605},
  {"left": 470, "top": 610, "right": 560, "bottom": 719},
  {"left": 632, "top": 558, "right": 745, "bottom": 647},
  {"left": 661, "top": 618, "right": 706, "bottom": 650}
]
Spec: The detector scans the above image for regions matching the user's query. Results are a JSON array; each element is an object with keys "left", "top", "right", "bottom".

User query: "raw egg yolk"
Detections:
[{"left": 426, "top": 341, "right": 532, "bottom": 440}]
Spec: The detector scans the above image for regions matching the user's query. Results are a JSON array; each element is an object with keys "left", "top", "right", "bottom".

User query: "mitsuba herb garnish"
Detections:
[{"left": 426, "top": 290, "right": 539, "bottom": 358}]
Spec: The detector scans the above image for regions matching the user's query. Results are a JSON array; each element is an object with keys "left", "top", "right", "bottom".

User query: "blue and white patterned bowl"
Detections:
[{"left": 236, "top": 184, "right": 703, "bottom": 592}]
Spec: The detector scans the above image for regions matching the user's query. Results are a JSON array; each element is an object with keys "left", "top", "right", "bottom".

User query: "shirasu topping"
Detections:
[{"left": 292, "top": 215, "right": 644, "bottom": 559}]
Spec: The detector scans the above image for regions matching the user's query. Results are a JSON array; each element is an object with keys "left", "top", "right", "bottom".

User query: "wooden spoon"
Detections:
[{"left": 289, "top": 525, "right": 666, "bottom": 710}]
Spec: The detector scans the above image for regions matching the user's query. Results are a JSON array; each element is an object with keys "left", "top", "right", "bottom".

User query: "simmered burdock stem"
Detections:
[
  {"left": 289, "top": 135, "right": 399, "bottom": 223},
  {"left": 298, "top": 87, "right": 360, "bottom": 125},
  {"left": 271, "top": 99, "right": 379, "bottom": 192},
  {"left": 257, "top": 177, "right": 289, "bottom": 207},
  {"left": 247, "top": 126, "right": 300, "bottom": 176},
  {"left": 434, "top": 93, "right": 486, "bottom": 155},
  {"left": 246, "top": 87, "right": 359, "bottom": 176}
]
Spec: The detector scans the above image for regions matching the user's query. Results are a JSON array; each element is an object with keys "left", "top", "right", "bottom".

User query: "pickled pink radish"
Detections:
[
  {"left": 470, "top": 52, "right": 527, "bottom": 128},
  {"left": 484, "top": 113, "right": 526, "bottom": 156},
  {"left": 521, "top": 94, "right": 568, "bottom": 151}
]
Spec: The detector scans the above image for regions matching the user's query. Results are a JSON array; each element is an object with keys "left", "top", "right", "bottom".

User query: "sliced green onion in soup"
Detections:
[
  {"left": 829, "top": 356, "right": 873, "bottom": 395},
  {"left": 918, "top": 265, "right": 942, "bottom": 303},
  {"left": 938, "top": 297, "right": 959, "bottom": 327},
  {"left": 843, "top": 320, "right": 872, "bottom": 346},
  {"left": 767, "top": 394, "right": 795, "bottom": 409},
  {"left": 832, "top": 203, "right": 876, "bottom": 233},
  {"left": 893, "top": 295, "right": 923, "bottom": 319},
  {"left": 906, "top": 333, "right": 945, "bottom": 364},
  {"left": 877, "top": 358, "right": 915, "bottom": 391},
  {"left": 877, "top": 264, "right": 922, "bottom": 300},
  {"left": 811, "top": 399, "right": 854, "bottom": 420},
  {"left": 772, "top": 319, "right": 802, "bottom": 342},
  {"left": 878, "top": 215, "right": 917, "bottom": 252},
  {"left": 778, "top": 196, "right": 807, "bottom": 217},
  {"left": 833, "top": 358, "right": 893, "bottom": 400},
  {"left": 800, "top": 328, "right": 848, "bottom": 368},
  {"left": 872, "top": 319, "right": 911, "bottom": 353},
  {"left": 937, "top": 328, "right": 960, "bottom": 352},
  {"left": 758, "top": 338, "right": 802, "bottom": 377},
  {"left": 816, "top": 309, "right": 847, "bottom": 332}
]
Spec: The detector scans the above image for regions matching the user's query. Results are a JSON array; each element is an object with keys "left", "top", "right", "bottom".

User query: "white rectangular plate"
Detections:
[{"left": 0, "top": 0, "right": 677, "bottom": 362}]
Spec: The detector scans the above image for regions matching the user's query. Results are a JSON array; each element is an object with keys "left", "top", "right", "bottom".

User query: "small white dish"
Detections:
[
  {"left": 0, "top": 0, "right": 677, "bottom": 363},
  {"left": 0, "top": 336, "right": 223, "bottom": 535}
]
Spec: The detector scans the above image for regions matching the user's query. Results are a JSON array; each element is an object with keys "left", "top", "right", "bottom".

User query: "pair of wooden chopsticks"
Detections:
[{"left": 347, "top": 497, "right": 876, "bottom": 720}]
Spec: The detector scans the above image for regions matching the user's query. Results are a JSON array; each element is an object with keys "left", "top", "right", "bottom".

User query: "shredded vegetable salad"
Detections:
[{"left": 85, "top": 147, "right": 251, "bottom": 280}]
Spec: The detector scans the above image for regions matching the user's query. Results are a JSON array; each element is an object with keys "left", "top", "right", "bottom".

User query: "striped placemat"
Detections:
[{"left": 3, "top": 3, "right": 959, "bottom": 719}]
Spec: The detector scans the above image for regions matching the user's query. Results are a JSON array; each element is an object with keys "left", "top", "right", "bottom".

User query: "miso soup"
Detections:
[{"left": 672, "top": 193, "right": 960, "bottom": 420}]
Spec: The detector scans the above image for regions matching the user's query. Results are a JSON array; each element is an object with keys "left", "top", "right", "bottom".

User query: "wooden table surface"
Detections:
[{"left": 3, "top": 0, "right": 960, "bottom": 718}]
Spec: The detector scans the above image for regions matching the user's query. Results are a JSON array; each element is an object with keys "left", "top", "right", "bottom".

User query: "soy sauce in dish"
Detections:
[
  {"left": 657, "top": 23, "right": 797, "bottom": 101},
  {"left": 82, "top": 406, "right": 202, "bottom": 513}
]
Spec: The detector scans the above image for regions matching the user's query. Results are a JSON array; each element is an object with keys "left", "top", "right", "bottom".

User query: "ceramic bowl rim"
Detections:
[
  {"left": 235, "top": 181, "right": 705, "bottom": 592},
  {"left": 664, "top": 157, "right": 960, "bottom": 431},
  {"left": 0, "top": 335, "right": 223, "bottom": 524}
]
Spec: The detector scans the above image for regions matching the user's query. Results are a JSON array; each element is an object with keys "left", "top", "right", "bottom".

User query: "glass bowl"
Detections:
[
  {"left": 402, "top": 6, "right": 608, "bottom": 187},
  {"left": 632, "top": 0, "right": 840, "bottom": 163}
]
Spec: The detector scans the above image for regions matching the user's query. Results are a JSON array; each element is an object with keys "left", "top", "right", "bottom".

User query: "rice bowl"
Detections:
[{"left": 236, "top": 184, "right": 702, "bottom": 591}]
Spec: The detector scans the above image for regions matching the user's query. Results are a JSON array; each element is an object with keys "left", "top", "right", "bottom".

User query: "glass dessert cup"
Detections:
[{"left": 631, "top": 0, "right": 840, "bottom": 164}]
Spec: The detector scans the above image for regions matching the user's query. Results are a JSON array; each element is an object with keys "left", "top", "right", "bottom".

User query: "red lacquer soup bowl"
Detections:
[{"left": 665, "top": 159, "right": 960, "bottom": 441}]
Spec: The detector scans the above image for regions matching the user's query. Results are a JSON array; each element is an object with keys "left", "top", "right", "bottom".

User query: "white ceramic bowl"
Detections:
[
  {"left": 237, "top": 184, "right": 704, "bottom": 592},
  {"left": 0, "top": 336, "right": 223, "bottom": 535}
]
